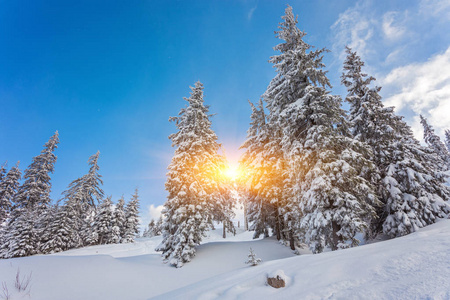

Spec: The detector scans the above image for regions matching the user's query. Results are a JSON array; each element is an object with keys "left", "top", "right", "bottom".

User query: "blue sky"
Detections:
[{"left": 1, "top": 0, "right": 449, "bottom": 224}]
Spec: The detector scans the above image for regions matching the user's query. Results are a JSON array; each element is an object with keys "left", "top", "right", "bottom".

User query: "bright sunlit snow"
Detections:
[{"left": 1, "top": 220, "right": 449, "bottom": 300}]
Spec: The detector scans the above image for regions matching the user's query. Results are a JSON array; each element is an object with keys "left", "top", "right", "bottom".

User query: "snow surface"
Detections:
[{"left": 1, "top": 221, "right": 449, "bottom": 299}]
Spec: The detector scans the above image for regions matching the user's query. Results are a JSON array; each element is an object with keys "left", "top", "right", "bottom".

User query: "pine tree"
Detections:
[
  {"left": 123, "top": 189, "right": 140, "bottom": 243},
  {"left": 62, "top": 151, "right": 104, "bottom": 214},
  {"left": 420, "top": 115, "right": 450, "bottom": 170},
  {"left": 92, "top": 196, "right": 114, "bottom": 245},
  {"left": 143, "top": 219, "right": 158, "bottom": 238},
  {"left": 13, "top": 132, "right": 59, "bottom": 210},
  {"left": 239, "top": 100, "right": 281, "bottom": 239},
  {"left": 111, "top": 195, "right": 126, "bottom": 243},
  {"left": 40, "top": 203, "right": 80, "bottom": 253},
  {"left": 257, "top": 7, "right": 379, "bottom": 253},
  {"left": 0, "top": 163, "right": 6, "bottom": 187},
  {"left": 156, "top": 82, "right": 230, "bottom": 267},
  {"left": 0, "top": 162, "right": 21, "bottom": 224},
  {"left": 1, "top": 208, "right": 38, "bottom": 258},
  {"left": 245, "top": 247, "right": 262, "bottom": 266},
  {"left": 61, "top": 151, "right": 104, "bottom": 246},
  {"left": 445, "top": 130, "right": 450, "bottom": 152},
  {"left": 342, "top": 46, "right": 450, "bottom": 238}
]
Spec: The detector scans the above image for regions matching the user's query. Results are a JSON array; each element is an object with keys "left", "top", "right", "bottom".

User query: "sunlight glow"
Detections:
[{"left": 223, "top": 164, "right": 241, "bottom": 181}]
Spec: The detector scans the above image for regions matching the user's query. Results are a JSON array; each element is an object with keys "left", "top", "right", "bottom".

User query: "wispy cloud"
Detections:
[
  {"left": 382, "top": 12, "right": 406, "bottom": 41},
  {"left": 331, "top": 0, "right": 376, "bottom": 62},
  {"left": 381, "top": 47, "right": 450, "bottom": 138},
  {"left": 330, "top": 0, "right": 450, "bottom": 140},
  {"left": 248, "top": 6, "right": 257, "bottom": 21}
]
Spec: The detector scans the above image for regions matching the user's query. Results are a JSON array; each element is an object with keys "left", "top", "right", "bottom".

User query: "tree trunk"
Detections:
[
  {"left": 331, "top": 221, "right": 340, "bottom": 251},
  {"left": 244, "top": 197, "right": 249, "bottom": 231},
  {"left": 223, "top": 221, "right": 226, "bottom": 239},
  {"left": 289, "top": 230, "right": 295, "bottom": 251}
]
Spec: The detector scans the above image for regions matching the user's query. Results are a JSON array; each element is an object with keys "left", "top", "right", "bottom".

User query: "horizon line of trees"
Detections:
[
  {"left": 157, "top": 5, "right": 450, "bottom": 267},
  {"left": 0, "top": 132, "right": 140, "bottom": 259}
]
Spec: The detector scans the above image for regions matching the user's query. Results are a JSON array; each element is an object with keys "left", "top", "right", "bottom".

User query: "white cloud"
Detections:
[
  {"left": 419, "top": 0, "right": 450, "bottom": 20},
  {"left": 331, "top": 1, "right": 375, "bottom": 61},
  {"left": 381, "top": 46, "right": 450, "bottom": 138},
  {"left": 382, "top": 12, "right": 406, "bottom": 41},
  {"left": 248, "top": 6, "right": 257, "bottom": 21},
  {"left": 147, "top": 204, "right": 163, "bottom": 221}
]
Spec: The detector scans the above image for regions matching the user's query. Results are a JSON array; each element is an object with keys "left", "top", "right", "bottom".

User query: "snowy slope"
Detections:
[{"left": 0, "top": 220, "right": 449, "bottom": 300}]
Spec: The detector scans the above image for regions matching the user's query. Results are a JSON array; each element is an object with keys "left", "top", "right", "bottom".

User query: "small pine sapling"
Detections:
[{"left": 245, "top": 247, "right": 262, "bottom": 266}]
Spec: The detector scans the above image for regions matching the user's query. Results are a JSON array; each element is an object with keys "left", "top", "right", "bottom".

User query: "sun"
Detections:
[{"left": 223, "top": 164, "right": 240, "bottom": 181}]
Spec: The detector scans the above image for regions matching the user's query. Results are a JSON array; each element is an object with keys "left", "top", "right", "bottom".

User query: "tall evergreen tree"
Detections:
[
  {"left": 261, "top": 7, "right": 379, "bottom": 253},
  {"left": 157, "top": 82, "right": 231, "bottom": 267},
  {"left": 420, "top": 115, "right": 450, "bottom": 170},
  {"left": 13, "top": 132, "right": 59, "bottom": 210},
  {"left": 0, "top": 162, "right": 21, "bottom": 224},
  {"left": 40, "top": 204, "right": 80, "bottom": 253},
  {"left": 239, "top": 100, "right": 282, "bottom": 240},
  {"left": 0, "top": 163, "right": 6, "bottom": 185},
  {"left": 112, "top": 195, "right": 126, "bottom": 243},
  {"left": 342, "top": 46, "right": 450, "bottom": 238},
  {"left": 445, "top": 130, "right": 450, "bottom": 152},
  {"left": 123, "top": 189, "right": 140, "bottom": 243},
  {"left": 0, "top": 208, "right": 38, "bottom": 258},
  {"left": 61, "top": 151, "right": 104, "bottom": 246},
  {"left": 62, "top": 151, "right": 104, "bottom": 214},
  {"left": 92, "top": 196, "right": 114, "bottom": 245}
]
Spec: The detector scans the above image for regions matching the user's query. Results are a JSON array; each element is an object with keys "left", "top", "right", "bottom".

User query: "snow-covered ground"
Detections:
[{"left": 1, "top": 220, "right": 449, "bottom": 300}]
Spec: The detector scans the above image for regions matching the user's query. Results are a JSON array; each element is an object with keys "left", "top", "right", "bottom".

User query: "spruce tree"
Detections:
[
  {"left": 13, "top": 132, "right": 59, "bottom": 209},
  {"left": 445, "top": 130, "right": 450, "bottom": 152},
  {"left": 92, "top": 196, "right": 114, "bottom": 245},
  {"left": 342, "top": 46, "right": 450, "bottom": 238},
  {"left": 123, "top": 189, "right": 140, "bottom": 243},
  {"left": 1, "top": 208, "right": 38, "bottom": 258},
  {"left": 143, "top": 219, "right": 157, "bottom": 238},
  {"left": 261, "top": 7, "right": 378, "bottom": 253},
  {"left": 0, "top": 163, "right": 6, "bottom": 188},
  {"left": 61, "top": 151, "right": 104, "bottom": 246},
  {"left": 40, "top": 204, "right": 80, "bottom": 253},
  {"left": 0, "top": 162, "right": 21, "bottom": 224},
  {"left": 420, "top": 115, "right": 450, "bottom": 170},
  {"left": 239, "top": 100, "right": 279, "bottom": 239},
  {"left": 156, "top": 82, "right": 230, "bottom": 267},
  {"left": 62, "top": 151, "right": 104, "bottom": 214},
  {"left": 111, "top": 195, "right": 126, "bottom": 243}
]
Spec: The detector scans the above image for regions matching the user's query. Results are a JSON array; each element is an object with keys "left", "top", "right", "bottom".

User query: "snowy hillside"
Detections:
[{"left": 1, "top": 220, "right": 449, "bottom": 300}]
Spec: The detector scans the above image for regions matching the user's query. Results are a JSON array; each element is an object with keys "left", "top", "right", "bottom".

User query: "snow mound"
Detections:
[{"left": 0, "top": 221, "right": 449, "bottom": 300}]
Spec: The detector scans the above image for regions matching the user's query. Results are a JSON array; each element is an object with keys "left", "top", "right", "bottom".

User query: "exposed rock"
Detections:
[{"left": 267, "top": 275, "right": 285, "bottom": 288}]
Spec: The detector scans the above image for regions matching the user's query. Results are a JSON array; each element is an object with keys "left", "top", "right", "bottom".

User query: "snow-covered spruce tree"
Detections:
[
  {"left": 2, "top": 132, "right": 60, "bottom": 258},
  {"left": 245, "top": 247, "right": 262, "bottom": 266},
  {"left": 61, "top": 151, "right": 104, "bottom": 246},
  {"left": 0, "top": 208, "right": 38, "bottom": 258},
  {"left": 420, "top": 115, "right": 450, "bottom": 170},
  {"left": 123, "top": 189, "right": 140, "bottom": 243},
  {"left": 111, "top": 195, "right": 126, "bottom": 243},
  {"left": 0, "top": 162, "right": 21, "bottom": 224},
  {"left": 342, "top": 46, "right": 450, "bottom": 238},
  {"left": 214, "top": 159, "right": 236, "bottom": 239},
  {"left": 13, "top": 131, "right": 59, "bottom": 210},
  {"left": 92, "top": 196, "right": 114, "bottom": 245},
  {"left": 156, "top": 82, "right": 231, "bottom": 267},
  {"left": 143, "top": 219, "right": 157, "bottom": 238},
  {"left": 40, "top": 203, "right": 80, "bottom": 253},
  {"left": 262, "top": 7, "right": 378, "bottom": 253},
  {"left": 239, "top": 100, "right": 282, "bottom": 240},
  {"left": 445, "top": 130, "right": 450, "bottom": 152},
  {"left": 62, "top": 151, "right": 104, "bottom": 214}
]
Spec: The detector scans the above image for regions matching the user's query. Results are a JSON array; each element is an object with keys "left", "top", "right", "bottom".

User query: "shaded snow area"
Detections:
[{"left": 1, "top": 221, "right": 449, "bottom": 300}]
